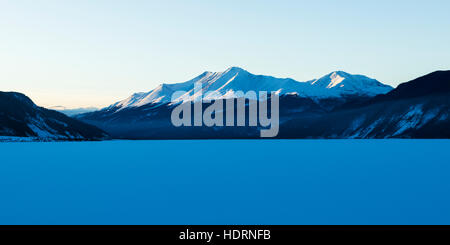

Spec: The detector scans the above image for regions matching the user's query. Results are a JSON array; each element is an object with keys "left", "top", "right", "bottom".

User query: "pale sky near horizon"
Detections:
[{"left": 1, "top": 0, "right": 450, "bottom": 108}]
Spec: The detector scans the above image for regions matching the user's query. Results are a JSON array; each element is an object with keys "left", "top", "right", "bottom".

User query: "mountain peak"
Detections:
[
  {"left": 329, "top": 70, "right": 352, "bottom": 78},
  {"left": 224, "top": 66, "right": 247, "bottom": 73},
  {"left": 310, "top": 71, "right": 393, "bottom": 96}
]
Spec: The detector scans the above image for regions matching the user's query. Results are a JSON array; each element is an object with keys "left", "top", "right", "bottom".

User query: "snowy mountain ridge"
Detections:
[{"left": 108, "top": 67, "right": 393, "bottom": 110}]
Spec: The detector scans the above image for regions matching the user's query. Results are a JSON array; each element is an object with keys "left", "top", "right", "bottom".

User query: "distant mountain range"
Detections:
[
  {"left": 1, "top": 68, "right": 448, "bottom": 141},
  {"left": 49, "top": 106, "right": 99, "bottom": 117},
  {"left": 0, "top": 92, "right": 108, "bottom": 141},
  {"left": 76, "top": 68, "right": 449, "bottom": 139}
]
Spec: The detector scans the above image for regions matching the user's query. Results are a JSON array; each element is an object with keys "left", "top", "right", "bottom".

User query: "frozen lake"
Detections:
[{"left": 0, "top": 139, "right": 449, "bottom": 224}]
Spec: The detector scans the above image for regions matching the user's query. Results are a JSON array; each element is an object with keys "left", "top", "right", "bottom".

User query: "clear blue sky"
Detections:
[{"left": 1, "top": 0, "right": 449, "bottom": 108}]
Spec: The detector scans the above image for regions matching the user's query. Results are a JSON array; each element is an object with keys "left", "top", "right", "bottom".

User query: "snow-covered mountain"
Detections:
[
  {"left": 77, "top": 70, "right": 449, "bottom": 139},
  {"left": 108, "top": 67, "right": 392, "bottom": 110},
  {"left": 0, "top": 92, "right": 109, "bottom": 141},
  {"left": 309, "top": 71, "right": 392, "bottom": 96},
  {"left": 282, "top": 70, "right": 450, "bottom": 139}
]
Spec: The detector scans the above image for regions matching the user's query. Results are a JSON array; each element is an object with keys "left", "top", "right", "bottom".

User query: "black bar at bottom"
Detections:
[{"left": 0, "top": 225, "right": 449, "bottom": 243}]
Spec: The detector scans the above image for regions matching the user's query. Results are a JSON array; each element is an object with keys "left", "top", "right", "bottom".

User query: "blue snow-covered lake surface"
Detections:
[{"left": 0, "top": 139, "right": 449, "bottom": 225}]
